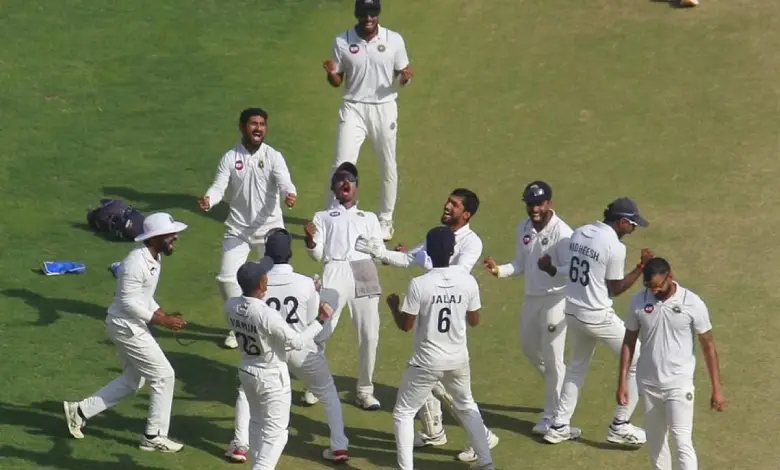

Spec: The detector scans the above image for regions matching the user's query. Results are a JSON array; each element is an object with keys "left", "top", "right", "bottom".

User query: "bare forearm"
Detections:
[
  {"left": 703, "top": 343, "right": 723, "bottom": 392},
  {"left": 326, "top": 73, "right": 343, "bottom": 87},
  {"left": 618, "top": 343, "right": 634, "bottom": 386},
  {"left": 391, "top": 308, "right": 405, "bottom": 331},
  {"left": 610, "top": 265, "right": 643, "bottom": 297}
]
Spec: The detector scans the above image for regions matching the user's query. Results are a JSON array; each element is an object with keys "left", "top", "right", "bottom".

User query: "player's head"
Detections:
[
  {"left": 331, "top": 162, "right": 359, "bottom": 203},
  {"left": 136, "top": 212, "right": 188, "bottom": 257},
  {"left": 643, "top": 257, "right": 674, "bottom": 300},
  {"left": 522, "top": 180, "right": 553, "bottom": 224},
  {"left": 238, "top": 107, "right": 268, "bottom": 147},
  {"left": 354, "top": 0, "right": 380, "bottom": 34},
  {"left": 264, "top": 228, "right": 293, "bottom": 264},
  {"left": 441, "top": 188, "right": 479, "bottom": 228},
  {"left": 602, "top": 197, "right": 649, "bottom": 239},
  {"left": 426, "top": 226, "right": 456, "bottom": 267},
  {"left": 237, "top": 256, "right": 275, "bottom": 299}
]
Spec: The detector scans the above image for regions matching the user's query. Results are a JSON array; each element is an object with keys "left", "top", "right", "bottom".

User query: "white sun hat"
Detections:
[{"left": 134, "top": 212, "right": 188, "bottom": 242}]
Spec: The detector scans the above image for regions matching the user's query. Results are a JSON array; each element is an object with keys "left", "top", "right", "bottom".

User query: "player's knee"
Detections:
[{"left": 392, "top": 406, "right": 416, "bottom": 420}]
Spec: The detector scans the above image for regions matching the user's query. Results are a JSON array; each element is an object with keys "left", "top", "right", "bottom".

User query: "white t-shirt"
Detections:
[
  {"left": 224, "top": 296, "right": 323, "bottom": 369},
  {"left": 401, "top": 266, "right": 481, "bottom": 371},
  {"left": 497, "top": 212, "right": 574, "bottom": 297},
  {"left": 306, "top": 204, "right": 383, "bottom": 263},
  {"left": 382, "top": 224, "right": 483, "bottom": 273},
  {"left": 264, "top": 264, "right": 322, "bottom": 346},
  {"left": 107, "top": 247, "right": 162, "bottom": 333},
  {"left": 626, "top": 283, "right": 712, "bottom": 389},
  {"left": 562, "top": 222, "right": 626, "bottom": 320},
  {"left": 331, "top": 26, "right": 410, "bottom": 104},
  {"left": 205, "top": 142, "right": 297, "bottom": 244}
]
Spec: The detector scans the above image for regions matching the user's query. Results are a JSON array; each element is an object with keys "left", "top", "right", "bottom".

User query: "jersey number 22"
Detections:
[{"left": 266, "top": 296, "right": 300, "bottom": 324}]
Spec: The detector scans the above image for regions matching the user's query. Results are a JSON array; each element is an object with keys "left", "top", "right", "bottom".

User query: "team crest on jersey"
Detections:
[
  {"left": 541, "top": 238, "right": 549, "bottom": 246},
  {"left": 643, "top": 304, "right": 654, "bottom": 314},
  {"left": 522, "top": 234, "right": 532, "bottom": 245},
  {"left": 672, "top": 306, "right": 682, "bottom": 313},
  {"left": 390, "top": 122, "right": 396, "bottom": 130},
  {"left": 357, "top": 211, "right": 365, "bottom": 217},
  {"left": 377, "top": 44, "right": 386, "bottom": 53},
  {"left": 235, "top": 160, "right": 244, "bottom": 171},
  {"left": 329, "top": 211, "right": 341, "bottom": 217},
  {"left": 685, "top": 392, "right": 693, "bottom": 401},
  {"left": 258, "top": 160, "right": 264, "bottom": 169},
  {"left": 349, "top": 44, "right": 359, "bottom": 54}
]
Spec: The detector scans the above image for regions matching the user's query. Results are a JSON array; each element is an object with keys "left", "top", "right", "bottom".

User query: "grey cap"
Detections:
[
  {"left": 236, "top": 256, "right": 275, "bottom": 295},
  {"left": 606, "top": 197, "right": 649, "bottom": 227}
]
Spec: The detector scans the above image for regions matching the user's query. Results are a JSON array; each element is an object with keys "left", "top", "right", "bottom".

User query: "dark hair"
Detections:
[
  {"left": 239, "top": 108, "right": 268, "bottom": 125},
  {"left": 603, "top": 208, "right": 621, "bottom": 223},
  {"left": 451, "top": 188, "right": 479, "bottom": 216},
  {"left": 643, "top": 257, "right": 671, "bottom": 284},
  {"left": 264, "top": 228, "right": 293, "bottom": 264}
]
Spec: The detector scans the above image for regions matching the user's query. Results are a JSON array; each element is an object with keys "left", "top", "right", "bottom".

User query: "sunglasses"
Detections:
[{"left": 643, "top": 272, "right": 670, "bottom": 289}]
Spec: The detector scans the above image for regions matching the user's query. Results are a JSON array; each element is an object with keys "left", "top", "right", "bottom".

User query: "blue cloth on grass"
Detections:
[{"left": 42, "top": 261, "right": 86, "bottom": 276}]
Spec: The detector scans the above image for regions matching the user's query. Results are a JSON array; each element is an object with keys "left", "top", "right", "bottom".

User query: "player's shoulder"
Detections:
[
  {"left": 261, "top": 142, "right": 284, "bottom": 159},
  {"left": 516, "top": 218, "right": 532, "bottom": 233},
  {"left": 628, "top": 289, "right": 650, "bottom": 310},
  {"left": 335, "top": 27, "right": 355, "bottom": 43},
  {"left": 122, "top": 248, "right": 149, "bottom": 271},
  {"left": 291, "top": 272, "right": 316, "bottom": 289},
  {"left": 551, "top": 213, "right": 574, "bottom": 236},
  {"left": 381, "top": 26, "right": 405, "bottom": 41},
  {"left": 677, "top": 285, "right": 707, "bottom": 310},
  {"left": 355, "top": 207, "right": 379, "bottom": 223}
]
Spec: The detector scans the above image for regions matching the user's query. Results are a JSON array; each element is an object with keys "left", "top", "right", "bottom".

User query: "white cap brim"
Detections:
[{"left": 134, "top": 221, "right": 188, "bottom": 242}]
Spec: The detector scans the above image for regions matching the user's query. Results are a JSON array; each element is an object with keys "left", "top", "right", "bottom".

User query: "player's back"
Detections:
[
  {"left": 263, "top": 265, "right": 318, "bottom": 334},
  {"left": 224, "top": 296, "right": 286, "bottom": 368},
  {"left": 407, "top": 266, "right": 481, "bottom": 371},
  {"left": 564, "top": 221, "right": 626, "bottom": 313}
]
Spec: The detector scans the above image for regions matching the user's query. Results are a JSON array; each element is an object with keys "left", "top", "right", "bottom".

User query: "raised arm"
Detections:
[
  {"left": 202, "top": 153, "right": 231, "bottom": 210},
  {"left": 324, "top": 39, "right": 345, "bottom": 88},
  {"left": 305, "top": 214, "right": 325, "bottom": 262},
  {"left": 607, "top": 248, "right": 654, "bottom": 297},
  {"left": 262, "top": 302, "right": 331, "bottom": 351},
  {"left": 271, "top": 151, "right": 297, "bottom": 206},
  {"left": 394, "top": 34, "right": 413, "bottom": 86}
]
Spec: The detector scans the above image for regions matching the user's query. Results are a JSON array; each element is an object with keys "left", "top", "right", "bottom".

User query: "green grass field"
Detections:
[{"left": 1, "top": 0, "right": 778, "bottom": 468}]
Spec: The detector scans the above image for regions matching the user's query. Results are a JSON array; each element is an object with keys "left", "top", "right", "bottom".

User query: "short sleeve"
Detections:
[
  {"left": 467, "top": 276, "right": 482, "bottom": 311},
  {"left": 393, "top": 34, "right": 410, "bottom": 70},
  {"left": 605, "top": 242, "right": 626, "bottom": 280},
  {"left": 401, "top": 279, "right": 421, "bottom": 316},
  {"left": 331, "top": 38, "right": 344, "bottom": 73},
  {"left": 692, "top": 298, "right": 713, "bottom": 334},
  {"left": 625, "top": 296, "right": 641, "bottom": 331}
]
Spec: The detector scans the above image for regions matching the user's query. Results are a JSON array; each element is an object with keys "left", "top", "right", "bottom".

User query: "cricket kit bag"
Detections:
[{"left": 86, "top": 199, "right": 146, "bottom": 241}]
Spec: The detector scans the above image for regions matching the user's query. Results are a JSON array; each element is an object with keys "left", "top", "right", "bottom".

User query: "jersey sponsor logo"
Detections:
[
  {"left": 329, "top": 210, "right": 341, "bottom": 217},
  {"left": 672, "top": 306, "right": 682, "bottom": 313},
  {"left": 644, "top": 303, "right": 654, "bottom": 314},
  {"left": 523, "top": 234, "right": 532, "bottom": 245},
  {"left": 349, "top": 44, "right": 359, "bottom": 54},
  {"left": 235, "top": 160, "right": 244, "bottom": 171},
  {"left": 377, "top": 44, "right": 386, "bottom": 52}
]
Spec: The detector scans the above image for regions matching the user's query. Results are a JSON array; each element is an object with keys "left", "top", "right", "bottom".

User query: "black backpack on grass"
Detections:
[{"left": 86, "top": 199, "right": 146, "bottom": 241}]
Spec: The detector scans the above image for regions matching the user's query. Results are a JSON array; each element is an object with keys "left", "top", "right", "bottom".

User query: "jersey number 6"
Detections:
[
  {"left": 569, "top": 256, "right": 591, "bottom": 286},
  {"left": 437, "top": 307, "right": 452, "bottom": 333},
  {"left": 266, "top": 296, "right": 300, "bottom": 324},
  {"left": 235, "top": 332, "right": 263, "bottom": 356}
]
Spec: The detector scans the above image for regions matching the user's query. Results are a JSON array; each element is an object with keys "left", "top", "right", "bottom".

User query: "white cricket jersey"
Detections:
[
  {"left": 263, "top": 264, "right": 320, "bottom": 333},
  {"left": 562, "top": 222, "right": 627, "bottom": 320},
  {"left": 224, "top": 296, "right": 323, "bottom": 369},
  {"left": 401, "top": 266, "right": 481, "bottom": 371},
  {"left": 626, "top": 283, "right": 712, "bottom": 389},
  {"left": 205, "top": 142, "right": 297, "bottom": 244},
  {"left": 106, "top": 247, "right": 162, "bottom": 332},
  {"left": 306, "top": 204, "right": 383, "bottom": 263},
  {"left": 382, "top": 224, "right": 483, "bottom": 273},
  {"left": 497, "top": 212, "right": 573, "bottom": 297},
  {"left": 331, "top": 26, "right": 410, "bottom": 104}
]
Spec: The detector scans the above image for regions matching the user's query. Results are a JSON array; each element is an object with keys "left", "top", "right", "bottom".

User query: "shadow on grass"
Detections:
[{"left": 2, "top": 288, "right": 106, "bottom": 326}]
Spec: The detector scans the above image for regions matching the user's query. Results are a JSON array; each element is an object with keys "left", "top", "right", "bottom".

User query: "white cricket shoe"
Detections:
[
  {"left": 322, "top": 448, "right": 349, "bottom": 463},
  {"left": 680, "top": 0, "right": 698, "bottom": 6},
  {"left": 139, "top": 435, "right": 184, "bottom": 453},
  {"left": 607, "top": 422, "right": 646, "bottom": 445},
  {"left": 224, "top": 331, "right": 238, "bottom": 349},
  {"left": 532, "top": 417, "right": 552, "bottom": 435},
  {"left": 354, "top": 393, "right": 381, "bottom": 410},
  {"left": 302, "top": 389, "right": 319, "bottom": 406},
  {"left": 543, "top": 424, "right": 582, "bottom": 444},
  {"left": 224, "top": 440, "right": 248, "bottom": 463},
  {"left": 379, "top": 220, "right": 394, "bottom": 241},
  {"left": 413, "top": 429, "right": 447, "bottom": 448},
  {"left": 63, "top": 401, "right": 85, "bottom": 439},
  {"left": 456, "top": 429, "right": 499, "bottom": 462}
]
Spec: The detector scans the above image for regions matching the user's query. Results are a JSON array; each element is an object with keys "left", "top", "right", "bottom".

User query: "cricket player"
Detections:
[
  {"left": 225, "top": 257, "right": 335, "bottom": 470},
  {"left": 618, "top": 257, "right": 725, "bottom": 469},
  {"left": 199, "top": 107, "right": 297, "bottom": 350},
  {"left": 322, "top": 0, "right": 414, "bottom": 241},
  {"left": 63, "top": 212, "right": 188, "bottom": 452},
  {"left": 483, "top": 181, "right": 573, "bottom": 436},
  {"left": 387, "top": 226, "right": 495, "bottom": 470},
  {"left": 225, "top": 229, "right": 350, "bottom": 465},
  {"left": 356, "top": 188, "right": 499, "bottom": 463},
  {"left": 541, "top": 197, "right": 653, "bottom": 445},
  {"left": 304, "top": 162, "right": 384, "bottom": 410}
]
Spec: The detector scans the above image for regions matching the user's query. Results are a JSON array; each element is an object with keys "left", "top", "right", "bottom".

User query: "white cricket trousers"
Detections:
[
  {"left": 78, "top": 319, "right": 176, "bottom": 437},
  {"left": 326, "top": 100, "right": 399, "bottom": 222},
  {"left": 394, "top": 365, "right": 493, "bottom": 470},
  {"left": 234, "top": 347, "right": 349, "bottom": 451},
  {"left": 216, "top": 231, "right": 280, "bottom": 301},
  {"left": 318, "top": 261, "right": 380, "bottom": 396},
  {"left": 239, "top": 363, "right": 292, "bottom": 470},
  {"left": 520, "top": 293, "right": 567, "bottom": 420},
  {"left": 641, "top": 383, "right": 698, "bottom": 470},
  {"left": 552, "top": 309, "right": 640, "bottom": 426}
]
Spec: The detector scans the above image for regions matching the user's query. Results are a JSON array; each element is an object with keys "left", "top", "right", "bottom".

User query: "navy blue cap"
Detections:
[
  {"left": 264, "top": 228, "right": 292, "bottom": 263},
  {"left": 236, "top": 257, "right": 275, "bottom": 296},
  {"left": 355, "top": 0, "right": 381, "bottom": 15},
  {"left": 522, "top": 180, "right": 552, "bottom": 205},
  {"left": 606, "top": 197, "right": 649, "bottom": 227},
  {"left": 426, "top": 226, "right": 456, "bottom": 260},
  {"left": 331, "top": 162, "right": 358, "bottom": 189}
]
